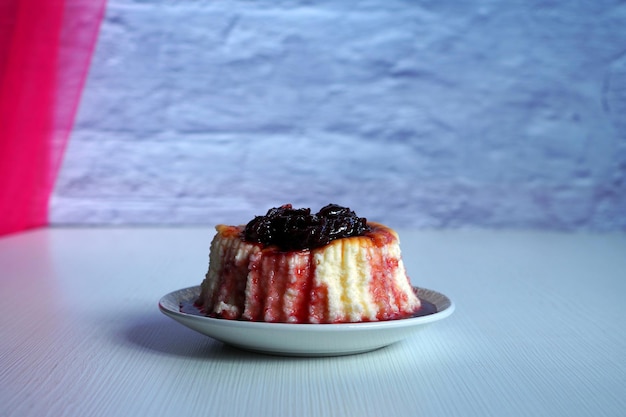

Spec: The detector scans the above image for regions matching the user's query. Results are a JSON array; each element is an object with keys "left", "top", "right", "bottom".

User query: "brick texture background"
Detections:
[{"left": 51, "top": 0, "right": 626, "bottom": 230}]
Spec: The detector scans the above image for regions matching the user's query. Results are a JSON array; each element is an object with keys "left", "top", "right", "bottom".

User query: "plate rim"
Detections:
[{"left": 159, "top": 285, "right": 454, "bottom": 330}]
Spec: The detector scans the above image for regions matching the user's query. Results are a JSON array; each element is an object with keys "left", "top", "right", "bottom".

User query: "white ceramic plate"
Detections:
[{"left": 159, "top": 286, "right": 454, "bottom": 356}]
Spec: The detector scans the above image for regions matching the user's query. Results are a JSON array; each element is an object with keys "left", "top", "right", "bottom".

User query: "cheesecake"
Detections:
[{"left": 195, "top": 204, "right": 421, "bottom": 323}]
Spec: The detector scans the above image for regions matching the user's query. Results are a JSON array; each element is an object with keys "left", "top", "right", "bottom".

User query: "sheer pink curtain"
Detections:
[{"left": 0, "top": 0, "right": 106, "bottom": 236}]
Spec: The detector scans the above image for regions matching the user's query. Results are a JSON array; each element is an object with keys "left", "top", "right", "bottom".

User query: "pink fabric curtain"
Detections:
[{"left": 0, "top": 0, "right": 106, "bottom": 236}]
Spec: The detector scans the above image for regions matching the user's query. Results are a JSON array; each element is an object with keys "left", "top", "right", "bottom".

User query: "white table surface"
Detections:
[{"left": 1, "top": 227, "right": 624, "bottom": 417}]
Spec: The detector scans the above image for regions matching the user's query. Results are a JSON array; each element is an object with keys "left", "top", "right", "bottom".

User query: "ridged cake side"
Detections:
[{"left": 197, "top": 225, "right": 261, "bottom": 320}]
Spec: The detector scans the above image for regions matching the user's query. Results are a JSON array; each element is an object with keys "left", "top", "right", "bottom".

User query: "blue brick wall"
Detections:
[{"left": 51, "top": 0, "right": 626, "bottom": 230}]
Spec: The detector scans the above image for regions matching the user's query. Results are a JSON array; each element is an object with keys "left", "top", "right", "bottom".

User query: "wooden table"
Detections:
[{"left": 1, "top": 227, "right": 624, "bottom": 417}]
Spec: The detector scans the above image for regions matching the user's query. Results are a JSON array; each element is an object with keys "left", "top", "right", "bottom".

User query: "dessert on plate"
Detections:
[{"left": 195, "top": 204, "right": 421, "bottom": 323}]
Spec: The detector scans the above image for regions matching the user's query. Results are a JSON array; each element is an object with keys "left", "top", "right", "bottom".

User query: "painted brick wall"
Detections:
[{"left": 51, "top": 0, "right": 626, "bottom": 230}]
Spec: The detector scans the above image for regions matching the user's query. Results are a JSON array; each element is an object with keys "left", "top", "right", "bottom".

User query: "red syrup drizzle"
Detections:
[{"left": 181, "top": 297, "right": 437, "bottom": 320}]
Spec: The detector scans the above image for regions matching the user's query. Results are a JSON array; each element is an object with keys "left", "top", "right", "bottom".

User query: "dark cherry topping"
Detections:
[{"left": 243, "top": 204, "right": 370, "bottom": 251}]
